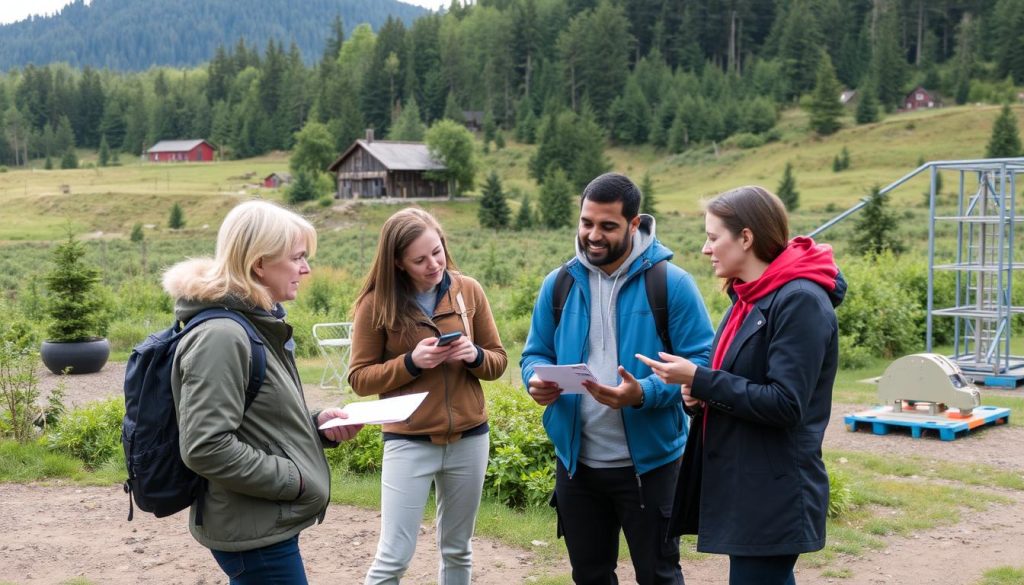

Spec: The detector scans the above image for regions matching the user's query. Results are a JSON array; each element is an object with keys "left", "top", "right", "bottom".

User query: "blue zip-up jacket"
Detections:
[{"left": 520, "top": 239, "right": 715, "bottom": 476}]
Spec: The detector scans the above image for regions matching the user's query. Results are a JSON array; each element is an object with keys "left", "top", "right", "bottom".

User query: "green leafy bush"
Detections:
[
  {"left": 485, "top": 384, "right": 555, "bottom": 508},
  {"left": 325, "top": 425, "right": 384, "bottom": 474},
  {"left": 827, "top": 467, "right": 853, "bottom": 518},
  {"left": 837, "top": 256, "right": 924, "bottom": 358},
  {"left": 47, "top": 397, "right": 124, "bottom": 468},
  {"left": 0, "top": 342, "right": 41, "bottom": 442}
]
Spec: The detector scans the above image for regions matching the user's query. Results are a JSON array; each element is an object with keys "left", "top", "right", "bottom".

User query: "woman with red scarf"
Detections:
[{"left": 637, "top": 185, "right": 846, "bottom": 585}]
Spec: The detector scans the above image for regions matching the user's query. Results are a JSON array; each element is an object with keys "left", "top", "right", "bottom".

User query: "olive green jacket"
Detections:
[{"left": 166, "top": 259, "right": 334, "bottom": 552}]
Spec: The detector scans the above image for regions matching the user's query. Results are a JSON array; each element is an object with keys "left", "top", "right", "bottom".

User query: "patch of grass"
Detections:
[
  {"left": 0, "top": 439, "right": 89, "bottom": 482},
  {"left": 821, "top": 567, "right": 853, "bottom": 579},
  {"left": 977, "top": 567, "right": 1024, "bottom": 585}
]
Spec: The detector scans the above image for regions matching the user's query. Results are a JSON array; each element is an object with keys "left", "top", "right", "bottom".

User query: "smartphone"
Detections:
[{"left": 435, "top": 331, "right": 463, "bottom": 346}]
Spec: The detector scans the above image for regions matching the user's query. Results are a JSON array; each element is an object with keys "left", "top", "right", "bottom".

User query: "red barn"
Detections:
[
  {"left": 146, "top": 139, "right": 216, "bottom": 162},
  {"left": 903, "top": 86, "right": 939, "bottom": 111}
]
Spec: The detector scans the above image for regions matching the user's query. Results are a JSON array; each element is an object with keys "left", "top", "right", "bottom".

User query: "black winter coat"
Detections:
[{"left": 685, "top": 276, "right": 845, "bottom": 556}]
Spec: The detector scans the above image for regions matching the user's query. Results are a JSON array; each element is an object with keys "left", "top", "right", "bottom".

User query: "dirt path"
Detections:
[{"left": 14, "top": 366, "right": 1024, "bottom": 584}]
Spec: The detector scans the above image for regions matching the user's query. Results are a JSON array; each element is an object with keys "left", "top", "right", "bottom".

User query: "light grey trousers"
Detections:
[{"left": 363, "top": 433, "right": 489, "bottom": 585}]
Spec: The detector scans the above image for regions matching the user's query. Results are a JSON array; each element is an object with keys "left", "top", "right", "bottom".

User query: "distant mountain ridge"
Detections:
[{"left": 0, "top": 0, "right": 427, "bottom": 71}]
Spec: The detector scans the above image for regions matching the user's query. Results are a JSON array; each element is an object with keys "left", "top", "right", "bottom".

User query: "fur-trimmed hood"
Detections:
[{"left": 162, "top": 258, "right": 218, "bottom": 301}]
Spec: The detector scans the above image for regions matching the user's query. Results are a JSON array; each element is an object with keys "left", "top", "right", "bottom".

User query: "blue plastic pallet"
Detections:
[{"left": 844, "top": 405, "right": 1011, "bottom": 441}]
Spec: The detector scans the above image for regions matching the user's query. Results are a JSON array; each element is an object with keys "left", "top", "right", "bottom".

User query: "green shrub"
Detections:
[
  {"left": 484, "top": 383, "right": 555, "bottom": 508},
  {"left": 723, "top": 132, "right": 766, "bottom": 149},
  {"left": 838, "top": 334, "right": 873, "bottom": 369},
  {"left": 827, "top": 467, "right": 853, "bottom": 518},
  {"left": 325, "top": 425, "right": 384, "bottom": 473},
  {"left": 318, "top": 195, "right": 334, "bottom": 207},
  {"left": 47, "top": 398, "right": 124, "bottom": 468},
  {"left": 837, "top": 256, "right": 924, "bottom": 358},
  {"left": 0, "top": 342, "right": 41, "bottom": 443}
]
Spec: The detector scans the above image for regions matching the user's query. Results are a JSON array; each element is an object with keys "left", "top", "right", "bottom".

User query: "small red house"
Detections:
[
  {"left": 903, "top": 86, "right": 938, "bottom": 111},
  {"left": 263, "top": 172, "right": 292, "bottom": 188},
  {"left": 146, "top": 139, "right": 216, "bottom": 162}
]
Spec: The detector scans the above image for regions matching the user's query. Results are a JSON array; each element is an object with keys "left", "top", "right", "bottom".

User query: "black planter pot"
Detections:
[{"left": 40, "top": 338, "right": 111, "bottom": 375}]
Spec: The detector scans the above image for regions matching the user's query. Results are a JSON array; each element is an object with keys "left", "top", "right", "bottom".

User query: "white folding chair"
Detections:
[{"left": 312, "top": 322, "right": 353, "bottom": 393}]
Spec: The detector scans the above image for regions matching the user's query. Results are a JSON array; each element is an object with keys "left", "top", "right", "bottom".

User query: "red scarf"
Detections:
[{"left": 710, "top": 237, "right": 839, "bottom": 370}]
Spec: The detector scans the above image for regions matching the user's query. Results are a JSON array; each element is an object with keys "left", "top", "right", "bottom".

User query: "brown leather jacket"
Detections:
[{"left": 348, "top": 272, "right": 507, "bottom": 444}]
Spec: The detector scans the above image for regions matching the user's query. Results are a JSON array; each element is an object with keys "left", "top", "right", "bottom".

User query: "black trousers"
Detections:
[{"left": 553, "top": 457, "right": 684, "bottom": 585}]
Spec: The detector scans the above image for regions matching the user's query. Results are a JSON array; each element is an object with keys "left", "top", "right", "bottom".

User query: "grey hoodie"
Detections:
[{"left": 576, "top": 214, "right": 657, "bottom": 468}]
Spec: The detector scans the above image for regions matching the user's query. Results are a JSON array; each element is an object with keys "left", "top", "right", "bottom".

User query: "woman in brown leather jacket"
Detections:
[{"left": 348, "top": 207, "right": 507, "bottom": 585}]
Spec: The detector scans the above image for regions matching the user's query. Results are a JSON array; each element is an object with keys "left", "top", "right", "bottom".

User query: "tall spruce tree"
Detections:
[
  {"left": 98, "top": 135, "right": 110, "bottom": 167},
  {"left": 808, "top": 51, "right": 844, "bottom": 135},
  {"left": 986, "top": 104, "right": 1022, "bottom": 158},
  {"left": 389, "top": 97, "right": 426, "bottom": 141},
  {"left": 515, "top": 194, "right": 536, "bottom": 230},
  {"left": 777, "top": 162, "right": 799, "bottom": 211},
  {"left": 539, "top": 168, "right": 574, "bottom": 229},
  {"left": 870, "top": 5, "right": 908, "bottom": 110},
  {"left": 168, "top": 203, "right": 186, "bottom": 230},
  {"left": 851, "top": 186, "right": 904, "bottom": 255},
  {"left": 855, "top": 79, "right": 880, "bottom": 124},
  {"left": 478, "top": 171, "right": 511, "bottom": 230}
]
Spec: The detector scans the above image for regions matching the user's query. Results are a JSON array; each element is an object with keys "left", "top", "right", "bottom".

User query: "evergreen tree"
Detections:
[
  {"left": 639, "top": 173, "right": 658, "bottom": 218},
  {"left": 286, "top": 169, "right": 320, "bottom": 204},
  {"left": 776, "top": 0, "right": 823, "bottom": 98},
  {"left": 44, "top": 155, "right": 53, "bottom": 170},
  {"left": 515, "top": 98, "right": 538, "bottom": 144},
  {"left": 808, "top": 51, "right": 843, "bottom": 136},
  {"left": 515, "top": 194, "right": 535, "bottom": 230},
  {"left": 855, "top": 80, "right": 880, "bottom": 124},
  {"left": 111, "top": 149, "right": 120, "bottom": 165},
  {"left": 168, "top": 202, "right": 186, "bottom": 230},
  {"left": 130, "top": 223, "right": 144, "bottom": 244},
  {"left": 871, "top": 5, "right": 908, "bottom": 110},
  {"left": 986, "top": 104, "right": 1022, "bottom": 158},
  {"left": 478, "top": 171, "right": 511, "bottom": 230},
  {"left": 98, "top": 135, "right": 110, "bottom": 167},
  {"left": 832, "top": 155, "right": 842, "bottom": 173},
  {"left": 538, "top": 167, "right": 574, "bottom": 229},
  {"left": 777, "top": 162, "right": 799, "bottom": 211},
  {"left": 608, "top": 76, "right": 650, "bottom": 144},
  {"left": 60, "top": 148, "right": 78, "bottom": 170},
  {"left": 494, "top": 130, "right": 506, "bottom": 150},
  {"left": 389, "top": 97, "right": 426, "bottom": 141},
  {"left": 851, "top": 186, "right": 904, "bottom": 255}
]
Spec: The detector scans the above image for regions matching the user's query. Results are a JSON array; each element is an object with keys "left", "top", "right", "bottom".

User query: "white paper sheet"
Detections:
[
  {"left": 532, "top": 364, "right": 598, "bottom": 394},
  {"left": 318, "top": 392, "right": 429, "bottom": 428}
]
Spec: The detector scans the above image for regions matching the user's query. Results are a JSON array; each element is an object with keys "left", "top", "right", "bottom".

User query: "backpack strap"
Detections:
[
  {"left": 644, "top": 260, "right": 672, "bottom": 355},
  {"left": 183, "top": 308, "right": 267, "bottom": 410},
  {"left": 551, "top": 263, "right": 574, "bottom": 329}
]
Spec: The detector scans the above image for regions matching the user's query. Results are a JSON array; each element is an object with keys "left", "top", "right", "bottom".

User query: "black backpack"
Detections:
[
  {"left": 121, "top": 308, "right": 267, "bottom": 523},
  {"left": 551, "top": 260, "right": 672, "bottom": 354}
]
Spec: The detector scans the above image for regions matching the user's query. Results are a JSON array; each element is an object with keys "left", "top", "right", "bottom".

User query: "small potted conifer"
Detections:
[{"left": 39, "top": 232, "right": 110, "bottom": 375}]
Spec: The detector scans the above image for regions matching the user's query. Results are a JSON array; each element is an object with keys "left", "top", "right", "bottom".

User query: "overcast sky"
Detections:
[{"left": 0, "top": 0, "right": 450, "bottom": 25}]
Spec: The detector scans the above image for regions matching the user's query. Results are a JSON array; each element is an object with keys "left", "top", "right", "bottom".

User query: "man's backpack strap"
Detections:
[
  {"left": 178, "top": 308, "right": 267, "bottom": 526},
  {"left": 551, "top": 264, "right": 575, "bottom": 329},
  {"left": 645, "top": 260, "right": 672, "bottom": 354},
  {"left": 183, "top": 309, "right": 267, "bottom": 409},
  {"left": 551, "top": 260, "right": 672, "bottom": 353}
]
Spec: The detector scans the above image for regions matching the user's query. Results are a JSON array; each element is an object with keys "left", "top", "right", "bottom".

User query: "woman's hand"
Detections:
[
  {"left": 410, "top": 336, "right": 457, "bottom": 370},
  {"left": 681, "top": 385, "right": 703, "bottom": 410},
  {"left": 634, "top": 352, "right": 698, "bottom": 386},
  {"left": 316, "top": 408, "right": 363, "bottom": 443},
  {"left": 444, "top": 335, "right": 481, "bottom": 365}
]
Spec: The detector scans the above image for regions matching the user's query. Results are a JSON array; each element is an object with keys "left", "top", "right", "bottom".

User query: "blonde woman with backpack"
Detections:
[
  {"left": 348, "top": 207, "right": 507, "bottom": 585},
  {"left": 164, "top": 200, "right": 362, "bottom": 584}
]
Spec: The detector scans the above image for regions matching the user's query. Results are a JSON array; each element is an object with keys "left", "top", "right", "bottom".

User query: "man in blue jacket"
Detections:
[{"left": 521, "top": 172, "right": 714, "bottom": 584}]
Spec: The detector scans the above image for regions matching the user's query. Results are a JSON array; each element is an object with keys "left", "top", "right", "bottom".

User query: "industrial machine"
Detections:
[{"left": 877, "top": 353, "right": 982, "bottom": 416}]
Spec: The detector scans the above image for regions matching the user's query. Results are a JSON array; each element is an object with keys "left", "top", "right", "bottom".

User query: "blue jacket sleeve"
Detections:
[
  {"left": 520, "top": 270, "right": 559, "bottom": 388},
  {"left": 636, "top": 268, "right": 715, "bottom": 409},
  {"left": 690, "top": 287, "right": 834, "bottom": 428}
]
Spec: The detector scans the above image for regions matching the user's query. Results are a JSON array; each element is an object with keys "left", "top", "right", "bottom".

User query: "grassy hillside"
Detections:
[{"left": 0, "top": 103, "right": 1018, "bottom": 244}]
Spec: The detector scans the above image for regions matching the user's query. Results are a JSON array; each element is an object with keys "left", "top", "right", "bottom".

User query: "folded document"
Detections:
[
  {"left": 318, "top": 392, "right": 428, "bottom": 428},
  {"left": 532, "top": 363, "right": 598, "bottom": 394}
]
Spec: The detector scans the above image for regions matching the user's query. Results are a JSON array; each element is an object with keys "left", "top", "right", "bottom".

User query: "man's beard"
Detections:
[{"left": 579, "top": 235, "right": 630, "bottom": 267}]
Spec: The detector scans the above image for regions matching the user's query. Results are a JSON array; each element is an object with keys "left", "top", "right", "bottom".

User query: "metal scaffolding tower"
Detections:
[{"left": 811, "top": 158, "right": 1024, "bottom": 386}]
